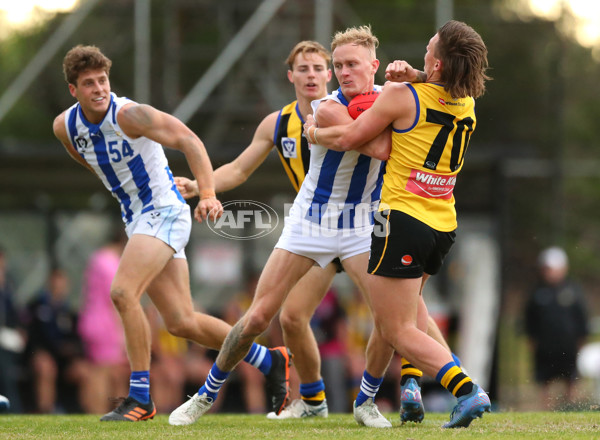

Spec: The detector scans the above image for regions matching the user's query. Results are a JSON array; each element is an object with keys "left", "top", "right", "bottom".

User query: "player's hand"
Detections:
[
  {"left": 174, "top": 176, "right": 199, "bottom": 199},
  {"left": 303, "top": 114, "right": 316, "bottom": 139},
  {"left": 385, "top": 60, "right": 418, "bottom": 82},
  {"left": 194, "top": 197, "right": 223, "bottom": 223}
]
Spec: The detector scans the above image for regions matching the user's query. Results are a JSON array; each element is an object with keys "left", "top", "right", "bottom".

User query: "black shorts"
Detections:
[{"left": 368, "top": 210, "right": 456, "bottom": 278}]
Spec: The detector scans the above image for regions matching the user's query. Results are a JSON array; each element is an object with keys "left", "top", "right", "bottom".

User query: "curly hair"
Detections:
[
  {"left": 435, "top": 20, "right": 491, "bottom": 99},
  {"left": 62, "top": 45, "right": 112, "bottom": 85}
]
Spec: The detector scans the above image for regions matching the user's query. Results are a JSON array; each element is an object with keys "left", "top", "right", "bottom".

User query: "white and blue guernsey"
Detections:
[
  {"left": 64, "top": 93, "right": 185, "bottom": 224},
  {"left": 290, "top": 86, "right": 385, "bottom": 230}
]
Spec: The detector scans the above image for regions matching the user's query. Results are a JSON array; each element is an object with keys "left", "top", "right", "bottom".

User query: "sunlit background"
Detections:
[
  {"left": 499, "top": 0, "right": 600, "bottom": 60},
  {"left": 1, "top": 0, "right": 598, "bottom": 59},
  {"left": 0, "top": 0, "right": 79, "bottom": 39}
]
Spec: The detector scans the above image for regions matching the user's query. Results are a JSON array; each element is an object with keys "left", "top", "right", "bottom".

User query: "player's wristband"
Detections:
[
  {"left": 307, "top": 126, "right": 318, "bottom": 144},
  {"left": 200, "top": 189, "right": 216, "bottom": 200},
  {"left": 313, "top": 128, "right": 320, "bottom": 145}
]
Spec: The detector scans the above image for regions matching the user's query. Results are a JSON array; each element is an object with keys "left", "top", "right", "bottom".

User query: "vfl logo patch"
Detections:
[
  {"left": 281, "top": 137, "right": 297, "bottom": 158},
  {"left": 75, "top": 136, "right": 88, "bottom": 152}
]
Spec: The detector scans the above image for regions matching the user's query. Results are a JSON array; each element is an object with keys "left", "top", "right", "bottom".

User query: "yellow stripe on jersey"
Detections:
[
  {"left": 381, "top": 83, "right": 476, "bottom": 231},
  {"left": 274, "top": 101, "right": 310, "bottom": 192}
]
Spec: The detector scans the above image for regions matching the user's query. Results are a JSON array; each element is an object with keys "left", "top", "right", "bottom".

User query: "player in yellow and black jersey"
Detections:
[
  {"left": 304, "top": 20, "right": 492, "bottom": 429},
  {"left": 273, "top": 101, "right": 311, "bottom": 192}
]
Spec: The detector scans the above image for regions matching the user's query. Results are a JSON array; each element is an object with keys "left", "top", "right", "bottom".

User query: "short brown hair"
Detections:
[
  {"left": 331, "top": 25, "right": 379, "bottom": 59},
  {"left": 285, "top": 40, "right": 331, "bottom": 70},
  {"left": 62, "top": 45, "right": 112, "bottom": 85},
  {"left": 435, "top": 20, "right": 490, "bottom": 99}
]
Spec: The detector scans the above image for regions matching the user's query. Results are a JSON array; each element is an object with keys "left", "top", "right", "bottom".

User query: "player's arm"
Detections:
[
  {"left": 174, "top": 112, "right": 278, "bottom": 198},
  {"left": 354, "top": 127, "right": 391, "bottom": 160},
  {"left": 52, "top": 112, "right": 98, "bottom": 176},
  {"left": 118, "top": 103, "right": 222, "bottom": 223},
  {"left": 306, "top": 82, "right": 415, "bottom": 152},
  {"left": 313, "top": 100, "right": 390, "bottom": 160},
  {"left": 385, "top": 60, "right": 427, "bottom": 83}
]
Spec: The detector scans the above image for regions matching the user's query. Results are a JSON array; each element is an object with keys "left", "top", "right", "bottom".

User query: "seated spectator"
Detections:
[{"left": 22, "top": 267, "right": 90, "bottom": 413}]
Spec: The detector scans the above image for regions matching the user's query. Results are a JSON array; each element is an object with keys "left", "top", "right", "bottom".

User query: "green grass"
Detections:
[{"left": 0, "top": 412, "right": 599, "bottom": 440}]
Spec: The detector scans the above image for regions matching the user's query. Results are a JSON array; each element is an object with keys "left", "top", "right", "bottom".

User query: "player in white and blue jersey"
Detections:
[
  {"left": 53, "top": 45, "right": 292, "bottom": 421},
  {"left": 169, "top": 26, "right": 398, "bottom": 427}
]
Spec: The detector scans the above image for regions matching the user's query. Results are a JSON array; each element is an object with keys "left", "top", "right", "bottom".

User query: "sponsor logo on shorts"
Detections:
[
  {"left": 401, "top": 255, "right": 413, "bottom": 266},
  {"left": 208, "top": 200, "right": 279, "bottom": 240}
]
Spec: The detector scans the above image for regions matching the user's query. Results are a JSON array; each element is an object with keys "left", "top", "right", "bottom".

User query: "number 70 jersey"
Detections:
[
  {"left": 382, "top": 83, "right": 476, "bottom": 232},
  {"left": 64, "top": 93, "right": 185, "bottom": 224}
]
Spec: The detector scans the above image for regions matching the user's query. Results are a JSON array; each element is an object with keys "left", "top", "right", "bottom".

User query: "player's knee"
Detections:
[
  {"left": 279, "top": 309, "right": 307, "bottom": 334},
  {"left": 243, "top": 310, "right": 271, "bottom": 336},
  {"left": 110, "top": 286, "right": 134, "bottom": 312},
  {"left": 164, "top": 315, "right": 192, "bottom": 339}
]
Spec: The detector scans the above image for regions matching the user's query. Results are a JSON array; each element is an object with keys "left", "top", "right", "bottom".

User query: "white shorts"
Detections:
[
  {"left": 274, "top": 217, "right": 373, "bottom": 268},
  {"left": 125, "top": 204, "right": 191, "bottom": 259}
]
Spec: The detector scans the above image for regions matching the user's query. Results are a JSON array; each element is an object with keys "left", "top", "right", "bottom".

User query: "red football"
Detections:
[{"left": 347, "top": 91, "right": 380, "bottom": 119}]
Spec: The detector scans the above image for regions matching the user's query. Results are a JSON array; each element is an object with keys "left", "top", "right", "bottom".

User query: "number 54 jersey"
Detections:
[
  {"left": 383, "top": 83, "right": 476, "bottom": 232},
  {"left": 64, "top": 93, "right": 185, "bottom": 224}
]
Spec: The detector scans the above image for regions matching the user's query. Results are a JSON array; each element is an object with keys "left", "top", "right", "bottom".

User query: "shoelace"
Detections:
[
  {"left": 448, "top": 401, "right": 464, "bottom": 421},
  {"left": 364, "top": 402, "right": 383, "bottom": 418},
  {"left": 185, "top": 394, "right": 213, "bottom": 414},
  {"left": 108, "top": 396, "right": 127, "bottom": 405}
]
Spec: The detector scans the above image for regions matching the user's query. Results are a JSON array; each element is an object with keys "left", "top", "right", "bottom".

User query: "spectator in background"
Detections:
[
  {"left": 145, "top": 303, "right": 189, "bottom": 414},
  {"left": 310, "top": 288, "right": 349, "bottom": 413},
  {"left": 343, "top": 287, "right": 373, "bottom": 407},
  {"left": 22, "top": 267, "right": 90, "bottom": 413},
  {"left": 220, "top": 274, "right": 270, "bottom": 414},
  {"left": 524, "top": 246, "right": 589, "bottom": 410},
  {"left": 0, "top": 246, "right": 25, "bottom": 413},
  {"left": 78, "top": 228, "right": 129, "bottom": 414}
]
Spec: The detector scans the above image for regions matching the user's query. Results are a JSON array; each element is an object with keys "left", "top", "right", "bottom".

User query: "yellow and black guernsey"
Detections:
[
  {"left": 382, "top": 83, "right": 476, "bottom": 232},
  {"left": 274, "top": 101, "right": 311, "bottom": 193}
]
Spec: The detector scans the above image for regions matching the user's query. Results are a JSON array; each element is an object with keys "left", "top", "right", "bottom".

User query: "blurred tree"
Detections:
[{"left": 0, "top": 0, "right": 599, "bottom": 282}]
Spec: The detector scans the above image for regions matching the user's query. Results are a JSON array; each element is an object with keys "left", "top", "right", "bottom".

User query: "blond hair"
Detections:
[
  {"left": 285, "top": 40, "right": 331, "bottom": 70},
  {"left": 331, "top": 25, "right": 379, "bottom": 59}
]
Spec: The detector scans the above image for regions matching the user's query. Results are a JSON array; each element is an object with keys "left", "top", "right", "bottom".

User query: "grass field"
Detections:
[{"left": 1, "top": 412, "right": 599, "bottom": 440}]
